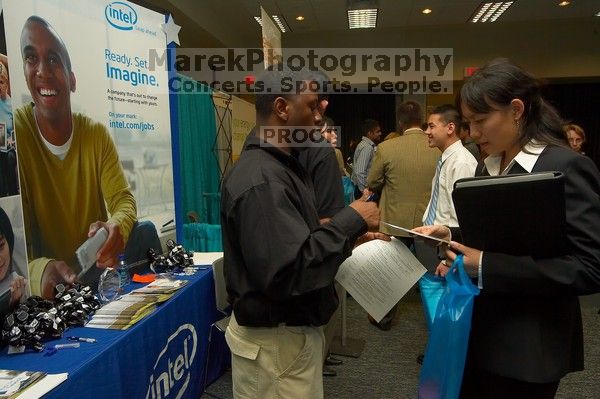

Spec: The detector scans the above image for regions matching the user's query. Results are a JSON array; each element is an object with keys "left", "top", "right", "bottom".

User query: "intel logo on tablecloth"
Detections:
[
  {"left": 146, "top": 324, "right": 198, "bottom": 399},
  {"left": 105, "top": 1, "right": 138, "bottom": 30}
]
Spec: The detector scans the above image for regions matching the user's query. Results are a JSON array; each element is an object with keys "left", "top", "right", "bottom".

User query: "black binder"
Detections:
[{"left": 452, "top": 171, "right": 567, "bottom": 258}]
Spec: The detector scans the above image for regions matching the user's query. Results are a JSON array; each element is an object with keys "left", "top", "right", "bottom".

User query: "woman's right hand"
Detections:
[{"left": 435, "top": 260, "right": 450, "bottom": 277}]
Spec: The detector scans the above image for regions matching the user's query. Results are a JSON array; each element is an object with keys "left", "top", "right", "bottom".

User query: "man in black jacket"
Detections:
[{"left": 221, "top": 66, "right": 383, "bottom": 398}]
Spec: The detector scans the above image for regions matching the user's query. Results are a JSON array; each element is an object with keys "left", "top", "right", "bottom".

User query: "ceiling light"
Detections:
[
  {"left": 348, "top": 9, "right": 378, "bottom": 28},
  {"left": 296, "top": 15, "right": 305, "bottom": 21},
  {"left": 347, "top": 0, "right": 379, "bottom": 29},
  {"left": 558, "top": 1, "right": 570, "bottom": 6},
  {"left": 422, "top": 8, "right": 432, "bottom": 15},
  {"left": 596, "top": 11, "right": 600, "bottom": 17},
  {"left": 253, "top": 15, "right": 289, "bottom": 32},
  {"left": 470, "top": 2, "right": 514, "bottom": 23},
  {"left": 271, "top": 15, "right": 287, "bottom": 32}
]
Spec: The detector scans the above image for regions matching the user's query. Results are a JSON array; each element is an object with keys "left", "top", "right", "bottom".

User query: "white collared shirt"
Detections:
[
  {"left": 423, "top": 140, "right": 478, "bottom": 227},
  {"left": 483, "top": 141, "right": 547, "bottom": 176}
]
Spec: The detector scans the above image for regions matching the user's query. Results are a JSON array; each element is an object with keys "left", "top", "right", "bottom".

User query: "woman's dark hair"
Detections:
[
  {"left": 458, "top": 58, "right": 568, "bottom": 150},
  {"left": 0, "top": 207, "right": 14, "bottom": 258}
]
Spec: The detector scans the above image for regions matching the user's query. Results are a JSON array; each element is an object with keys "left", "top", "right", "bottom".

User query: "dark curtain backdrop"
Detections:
[
  {"left": 325, "top": 94, "right": 396, "bottom": 162},
  {"left": 544, "top": 82, "right": 600, "bottom": 169}
]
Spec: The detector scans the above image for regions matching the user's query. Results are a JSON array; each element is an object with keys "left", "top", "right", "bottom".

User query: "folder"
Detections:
[{"left": 452, "top": 171, "right": 567, "bottom": 258}]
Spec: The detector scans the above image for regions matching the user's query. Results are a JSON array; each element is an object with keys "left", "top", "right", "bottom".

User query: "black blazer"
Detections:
[{"left": 453, "top": 145, "right": 600, "bottom": 383}]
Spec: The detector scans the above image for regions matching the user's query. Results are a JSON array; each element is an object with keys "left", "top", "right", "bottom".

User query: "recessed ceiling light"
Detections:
[
  {"left": 271, "top": 15, "right": 287, "bottom": 32},
  {"left": 347, "top": 9, "right": 378, "bottom": 29},
  {"left": 296, "top": 15, "right": 305, "bottom": 21},
  {"left": 558, "top": 1, "right": 570, "bottom": 6},
  {"left": 253, "top": 15, "right": 288, "bottom": 32},
  {"left": 470, "top": 2, "right": 514, "bottom": 23},
  {"left": 422, "top": 8, "right": 432, "bottom": 14}
]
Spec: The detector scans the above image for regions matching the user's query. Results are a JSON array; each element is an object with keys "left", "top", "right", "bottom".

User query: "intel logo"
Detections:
[
  {"left": 105, "top": 1, "right": 138, "bottom": 31},
  {"left": 146, "top": 324, "right": 198, "bottom": 399}
]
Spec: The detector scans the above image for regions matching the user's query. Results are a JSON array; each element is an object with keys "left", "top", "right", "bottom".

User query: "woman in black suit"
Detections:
[{"left": 416, "top": 58, "right": 600, "bottom": 398}]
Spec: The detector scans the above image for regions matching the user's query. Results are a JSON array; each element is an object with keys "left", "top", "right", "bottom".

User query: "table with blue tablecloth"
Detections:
[{"left": 0, "top": 268, "right": 231, "bottom": 398}]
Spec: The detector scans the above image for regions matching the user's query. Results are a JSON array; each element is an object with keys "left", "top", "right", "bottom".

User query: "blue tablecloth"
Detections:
[{"left": 0, "top": 269, "right": 230, "bottom": 398}]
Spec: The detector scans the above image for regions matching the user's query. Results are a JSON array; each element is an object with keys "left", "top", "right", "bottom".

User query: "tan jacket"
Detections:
[{"left": 367, "top": 128, "right": 439, "bottom": 236}]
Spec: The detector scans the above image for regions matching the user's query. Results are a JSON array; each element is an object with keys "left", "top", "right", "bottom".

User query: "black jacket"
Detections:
[
  {"left": 453, "top": 145, "right": 600, "bottom": 382},
  {"left": 221, "top": 135, "right": 366, "bottom": 327}
]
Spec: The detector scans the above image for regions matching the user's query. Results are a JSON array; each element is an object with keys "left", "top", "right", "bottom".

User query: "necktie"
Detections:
[{"left": 424, "top": 157, "right": 443, "bottom": 225}]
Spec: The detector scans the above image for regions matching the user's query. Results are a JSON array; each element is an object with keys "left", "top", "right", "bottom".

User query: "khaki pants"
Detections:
[
  {"left": 225, "top": 312, "right": 325, "bottom": 399},
  {"left": 323, "top": 283, "right": 343, "bottom": 354}
]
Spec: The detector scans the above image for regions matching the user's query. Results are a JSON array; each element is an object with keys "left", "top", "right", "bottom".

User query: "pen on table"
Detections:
[
  {"left": 44, "top": 342, "right": 80, "bottom": 356},
  {"left": 68, "top": 336, "right": 97, "bottom": 343}
]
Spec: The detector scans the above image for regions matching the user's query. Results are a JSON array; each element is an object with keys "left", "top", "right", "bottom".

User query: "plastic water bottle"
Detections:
[{"left": 118, "top": 254, "right": 130, "bottom": 289}]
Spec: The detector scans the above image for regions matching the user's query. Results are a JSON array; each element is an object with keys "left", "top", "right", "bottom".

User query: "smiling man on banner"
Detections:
[{"left": 14, "top": 16, "right": 138, "bottom": 298}]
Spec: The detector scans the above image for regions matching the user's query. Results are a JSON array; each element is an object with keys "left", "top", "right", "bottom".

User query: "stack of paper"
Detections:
[
  {"left": 0, "top": 370, "right": 68, "bottom": 399},
  {"left": 87, "top": 294, "right": 167, "bottom": 330},
  {"left": 87, "top": 278, "right": 187, "bottom": 329},
  {"left": 129, "top": 278, "right": 188, "bottom": 295}
]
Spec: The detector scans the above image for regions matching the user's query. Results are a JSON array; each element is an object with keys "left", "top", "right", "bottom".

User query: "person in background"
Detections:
[
  {"left": 365, "top": 101, "right": 438, "bottom": 330},
  {"left": 351, "top": 119, "right": 381, "bottom": 198},
  {"left": 320, "top": 116, "right": 346, "bottom": 176},
  {"left": 383, "top": 131, "right": 401, "bottom": 141},
  {"left": 564, "top": 123, "right": 586, "bottom": 154},
  {"left": 297, "top": 107, "right": 347, "bottom": 378},
  {"left": 459, "top": 121, "right": 481, "bottom": 160},
  {"left": 0, "top": 207, "right": 27, "bottom": 317},
  {"left": 423, "top": 104, "right": 477, "bottom": 228},
  {"left": 416, "top": 58, "right": 600, "bottom": 398}
]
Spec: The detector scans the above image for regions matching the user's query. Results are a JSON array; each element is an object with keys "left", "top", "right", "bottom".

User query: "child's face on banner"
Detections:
[
  {"left": 21, "top": 21, "right": 75, "bottom": 118},
  {"left": 0, "top": 235, "right": 10, "bottom": 281}
]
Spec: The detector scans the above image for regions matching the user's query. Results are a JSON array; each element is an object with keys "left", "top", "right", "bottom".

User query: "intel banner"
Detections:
[{"left": 3, "top": 0, "right": 175, "bottom": 239}]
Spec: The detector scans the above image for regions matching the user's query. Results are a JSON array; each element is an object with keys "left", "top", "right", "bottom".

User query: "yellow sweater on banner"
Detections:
[{"left": 15, "top": 103, "right": 136, "bottom": 296}]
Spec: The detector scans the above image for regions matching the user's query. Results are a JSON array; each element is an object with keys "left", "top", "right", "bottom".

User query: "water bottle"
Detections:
[{"left": 118, "top": 254, "right": 130, "bottom": 289}]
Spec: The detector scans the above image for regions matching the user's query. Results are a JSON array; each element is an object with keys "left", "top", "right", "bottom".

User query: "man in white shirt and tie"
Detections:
[{"left": 423, "top": 104, "right": 478, "bottom": 228}]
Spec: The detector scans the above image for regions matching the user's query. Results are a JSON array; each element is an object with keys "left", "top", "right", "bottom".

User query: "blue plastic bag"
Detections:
[
  {"left": 419, "top": 272, "right": 446, "bottom": 331},
  {"left": 418, "top": 255, "right": 480, "bottom": 399},
  {"left": 342, "top": 176, "right": 355, "bottom": 206}
]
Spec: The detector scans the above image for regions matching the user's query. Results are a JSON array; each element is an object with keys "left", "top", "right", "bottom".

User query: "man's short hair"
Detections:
[
  {"left": 397, "top": 101, "right": 422, "bottom": 129},
  {"left": 431, "top": 104, "right": 461, "bottom": 131},
  {"left": 254, "top": 64, "right": 316, "bottom": 119},
  {"left": 22, "top": 15, "right": 72, "bottom": 72},
  {"left": 361, "top": 119, "right": 379, "bottom": 136}
]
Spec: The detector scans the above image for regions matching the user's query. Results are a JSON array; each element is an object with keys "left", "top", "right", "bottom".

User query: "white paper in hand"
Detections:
[
  {"left": 335, "top": 238, "right": 427, "bottom": 323},
  {"left": 76, "top": 227, "right": 108, "bottom": 278}
]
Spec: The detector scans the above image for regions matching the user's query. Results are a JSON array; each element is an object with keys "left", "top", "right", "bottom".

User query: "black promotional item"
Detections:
[{"left": 452, "top": 171, "right": 567, "bottom": 258}]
